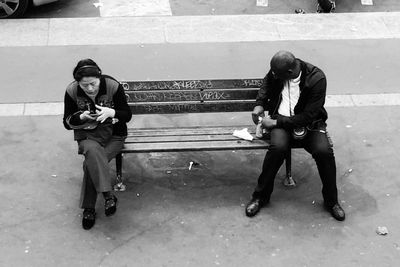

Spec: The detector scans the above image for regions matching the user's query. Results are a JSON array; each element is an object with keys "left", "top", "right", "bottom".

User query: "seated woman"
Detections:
[{"left": 63, "top": 58, "right": 132, "bottom": 230}]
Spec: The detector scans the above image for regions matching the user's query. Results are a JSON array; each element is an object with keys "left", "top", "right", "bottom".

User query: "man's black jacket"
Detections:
[{"left": 255, "top": 59, "right": 328, "bottom": 130}]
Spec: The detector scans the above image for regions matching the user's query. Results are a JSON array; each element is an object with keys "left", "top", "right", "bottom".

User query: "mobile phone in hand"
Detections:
[{"left": 89, "top": 112, "right": 100, "bottom": 118}]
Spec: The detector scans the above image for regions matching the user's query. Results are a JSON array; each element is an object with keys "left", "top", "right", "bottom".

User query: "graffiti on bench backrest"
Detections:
[
  {"left": 127, "top": 91, "right": 229, "bottom": 102},
  {"left": 242, "top": 79, "right": 263, "bottom": 87},
  {"left": 121, "top": 80, "right": 214, "bottom": 91},
  {"left": 120, "top": 79, "right": 263, "bottom": 92}
]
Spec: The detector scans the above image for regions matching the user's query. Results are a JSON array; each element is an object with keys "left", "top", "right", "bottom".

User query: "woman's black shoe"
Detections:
[
  {"left": 105, "top": 195, "right": 118, "bottom": 217},
  {"left": 82, "top": 208, "right": 96, "bottom": 230}
]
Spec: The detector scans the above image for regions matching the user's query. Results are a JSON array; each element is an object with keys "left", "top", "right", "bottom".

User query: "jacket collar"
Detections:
[{"left": 298, "top": 59, "right": 307, "bottom": 90}]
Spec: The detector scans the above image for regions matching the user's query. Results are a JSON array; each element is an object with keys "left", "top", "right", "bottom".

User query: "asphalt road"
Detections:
[{"left": 1, "top": 39, "right": 400, "bottom": 104}]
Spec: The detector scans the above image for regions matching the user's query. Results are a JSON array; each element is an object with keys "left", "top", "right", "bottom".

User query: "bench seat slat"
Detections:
[
  {"left": 130, "top": 99, "right": 255, "bottom": 105},
  {"left": 121, "top": 139, "right": 269, "bottom": 153},
  {"left": 125, "top": 134, "right": 250, "bottom": 143},
  {"left": 127, "top": 126, "right": 255, "bottom": 137},
  {"left": 125, "top": 89, "right": 258, "bottom": 103},
  {"left": 130, "top": 101, "right": 255, "bottom": 114}
]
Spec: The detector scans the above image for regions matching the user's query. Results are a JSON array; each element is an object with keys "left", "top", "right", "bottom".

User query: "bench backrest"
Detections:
[{"left": 120, "top": 79, "right": 263, "bottom": 114}]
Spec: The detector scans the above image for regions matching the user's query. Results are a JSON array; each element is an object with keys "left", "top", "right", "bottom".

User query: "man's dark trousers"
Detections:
[{"left": 252, "top": 127, "right": 338, "bottom": 207}]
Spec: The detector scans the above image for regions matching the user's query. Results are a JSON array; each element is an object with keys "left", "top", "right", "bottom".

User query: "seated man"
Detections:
[{"left": 245, "top": 51, "right": 345, "bottom": 221}]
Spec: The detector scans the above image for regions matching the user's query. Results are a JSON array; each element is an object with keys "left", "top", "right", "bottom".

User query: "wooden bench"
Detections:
[{"left": 113, "top": 79, "right": 297, "bottom": 191}]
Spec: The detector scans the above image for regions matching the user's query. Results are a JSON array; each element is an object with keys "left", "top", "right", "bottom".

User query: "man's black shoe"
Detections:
[
  {"left": 245, "top": 198, "right": 263, "bottom": 217},
  {"left": 326, "top": 203, "right": 345, "bottom": 221}
]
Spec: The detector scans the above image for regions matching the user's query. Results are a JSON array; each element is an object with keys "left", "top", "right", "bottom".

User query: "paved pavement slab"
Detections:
[
  {"left": 0, "top": 106, "right": 399, "bottom": 266},
  {"left": 23, "top": 0, "right": 400, "bottom": 18}
]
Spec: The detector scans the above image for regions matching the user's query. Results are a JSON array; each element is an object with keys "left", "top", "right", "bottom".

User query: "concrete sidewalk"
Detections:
[
  {"left": 22, "top": 0, "right": 400, "bottom": 18},
  {"left": 0, "top": 106, "right": 399, "bottom": 266},
  {"left": 2, "top": 12, "right": 400, "bottom": 47}
]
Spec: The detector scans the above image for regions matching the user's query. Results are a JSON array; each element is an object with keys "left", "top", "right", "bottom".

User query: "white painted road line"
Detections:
[
  {"left": 256, "top": 0, "right": 269, "bottom": 7},
  {"left": 1, "top": 12, "right": 400, "bottom": 47},
  {"left": 0, "top": 104, "right": 24, "bottom": 116},
  {"left": 99, "top": 0, "right": 172, "bottom": 17},
  {"left": 1, "top": 94, "right": 400, "bottom": 117},
  {"left": 361, "top": 0, "right": 373, "bottom": 6},
  {"left": 24, "top": 102, "right": 64, "bottom": 116},
  {"left": 325, "top": 93, "right": 400, "bottom": 107}
]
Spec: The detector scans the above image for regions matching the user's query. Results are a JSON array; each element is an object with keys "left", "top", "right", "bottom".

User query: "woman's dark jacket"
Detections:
[
  {"left": 255, "top": 59, "right": 328, "bottom": 130},
  {"left": 63, "top": 75, "right": 132, "bottom": 142}
]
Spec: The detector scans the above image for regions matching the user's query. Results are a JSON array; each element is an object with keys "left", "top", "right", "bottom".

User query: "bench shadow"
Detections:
[
  {"left": 113, "top": 149, "right": 377, "bottom": 222},
  {"left": 96, "top": 149, "right": 379, "bottom": 248}
]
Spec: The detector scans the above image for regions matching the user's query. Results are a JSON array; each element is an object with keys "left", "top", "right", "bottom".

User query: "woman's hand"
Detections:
[
  {"left": 79, "top": 110, "right": 98, "bottom": 121},
  {"left": 95, "top": 104, "right": 116, "bottom": 123}
]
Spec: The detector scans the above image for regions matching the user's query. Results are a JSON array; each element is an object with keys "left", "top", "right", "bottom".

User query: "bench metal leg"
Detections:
[
  {"left": 283, "top": 150, "right": 297, "bottom": 187},
  {"left": 113, "top": 152, "right": 127, "bottom": 191}
]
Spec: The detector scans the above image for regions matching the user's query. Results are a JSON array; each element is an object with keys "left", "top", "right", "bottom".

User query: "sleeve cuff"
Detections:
[{"left": 67, "top": 111, "right": 83, "bottom": 126}]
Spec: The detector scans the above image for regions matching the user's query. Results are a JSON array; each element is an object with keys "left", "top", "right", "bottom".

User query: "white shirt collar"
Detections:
[{"left": 289, "top": 71, "right": 302, "bottom": 83}]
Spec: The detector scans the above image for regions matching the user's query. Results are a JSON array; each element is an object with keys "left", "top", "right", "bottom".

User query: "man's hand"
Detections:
[
  {"left": 251, "top": 106, "right": 265, "bottom": 124},
  {"left": 261, "top": 117, "right": 277, "bottom": 129},
  {"left": 79, "top": 110, "right": 97, "bottom": 121},
  {"left": 95, "top": 104, "right": 116, "bottom": 123}
]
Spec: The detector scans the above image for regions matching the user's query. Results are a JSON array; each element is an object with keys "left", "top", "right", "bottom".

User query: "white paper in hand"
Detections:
[{"left": 232, "top": 128, "right": 254, "bottom": 141}]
